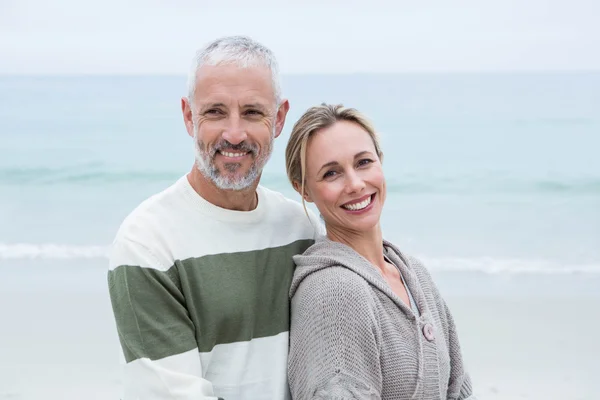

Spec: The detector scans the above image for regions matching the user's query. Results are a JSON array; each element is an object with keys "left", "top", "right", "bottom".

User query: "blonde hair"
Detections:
[{"left": 285, "top": 103, "right": 383, "bottom": 215}]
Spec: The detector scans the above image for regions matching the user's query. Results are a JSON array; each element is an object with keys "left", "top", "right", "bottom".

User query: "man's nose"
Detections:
[{"left": 222, "top": 115, "right": 247, "bottom": 145}]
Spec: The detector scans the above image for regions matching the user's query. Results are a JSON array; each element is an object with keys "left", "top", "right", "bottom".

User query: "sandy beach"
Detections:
[
  {"left": 450, "top": 297, "right": 600, "bottom": 399},
  {"left": 1, "top": 259, "right": 598, "bottom": 400}
]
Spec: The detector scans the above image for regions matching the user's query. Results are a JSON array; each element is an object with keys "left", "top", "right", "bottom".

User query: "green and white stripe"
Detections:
[{"left": 108, "top": 176, "right": 321, "bottom": 399}]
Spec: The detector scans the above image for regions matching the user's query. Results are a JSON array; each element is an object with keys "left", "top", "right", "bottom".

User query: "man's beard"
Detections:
[{"left": 193, "top": 126, "right": 275, "bottom": 191}]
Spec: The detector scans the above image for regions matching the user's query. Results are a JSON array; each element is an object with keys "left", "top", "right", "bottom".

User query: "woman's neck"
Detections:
[{"left": 326, "top": 223, "right": 386, "bottom": 271}]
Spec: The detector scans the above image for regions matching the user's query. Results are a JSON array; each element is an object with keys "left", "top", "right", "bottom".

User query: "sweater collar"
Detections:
[{"left": 291, "top": 235, "right": 430, "bottom": 319}]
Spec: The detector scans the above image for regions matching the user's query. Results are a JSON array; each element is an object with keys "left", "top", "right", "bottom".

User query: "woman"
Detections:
[{"left": 284, "top": 104, "right": 475, "bottom": 400}]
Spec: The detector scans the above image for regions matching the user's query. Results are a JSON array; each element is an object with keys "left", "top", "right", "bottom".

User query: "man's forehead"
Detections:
[
  {"left": 196, "top": 65, "right": 273, "bottom": 89},
  {"left": 194, "top": 65, "right": 276, "bottom": 107}
]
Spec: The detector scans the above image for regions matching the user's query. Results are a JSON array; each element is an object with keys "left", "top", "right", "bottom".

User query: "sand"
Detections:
[{"left": 1, "top": 260, "right": 598, "bottom": 399}]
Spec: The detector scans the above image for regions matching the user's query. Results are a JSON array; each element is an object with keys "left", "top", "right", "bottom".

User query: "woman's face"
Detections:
[{"left": 302, "top": 120, "right": 386, "bottom": 235}]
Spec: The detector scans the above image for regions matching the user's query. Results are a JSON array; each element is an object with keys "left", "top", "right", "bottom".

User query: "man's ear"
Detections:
[
  {"left": 181, "top": 97, "right": 194, "bottom": 138},
  {"left": 292, "top": 180, "right": 313, "bottom": 203},
  {"left": 273, "top": 99, "right": 290, "bottom": 139}
]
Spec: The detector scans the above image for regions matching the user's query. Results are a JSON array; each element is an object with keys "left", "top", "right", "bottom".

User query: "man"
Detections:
[{"left": 108, "top": 36, "right": 321, "bottom": 400}]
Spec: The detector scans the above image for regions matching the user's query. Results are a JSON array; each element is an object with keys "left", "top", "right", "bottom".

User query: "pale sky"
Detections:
[{"left": 1, "top": 0, "right": 599, "bottom": 74}]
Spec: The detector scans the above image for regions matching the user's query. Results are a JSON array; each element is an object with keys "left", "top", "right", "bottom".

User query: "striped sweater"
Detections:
[{"left": 108, "top": 175, "right": 320, "bottom": 400}]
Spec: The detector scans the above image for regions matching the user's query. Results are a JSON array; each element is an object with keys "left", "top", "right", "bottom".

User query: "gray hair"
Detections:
[{"left": 187, "top": 36, "right": 282, "bottom": 107}]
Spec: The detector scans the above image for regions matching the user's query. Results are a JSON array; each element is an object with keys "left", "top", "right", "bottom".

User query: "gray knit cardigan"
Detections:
[{"left": 288, "top": 236, "right": 476, "bottom": 400}]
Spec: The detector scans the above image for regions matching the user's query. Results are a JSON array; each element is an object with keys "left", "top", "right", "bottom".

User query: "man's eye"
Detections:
[
  {"left": 245, "top": 110, "right": 262, "bottom": 116},
  {"left": 206, "top": 109, "right": 223, "bottom": 115}
]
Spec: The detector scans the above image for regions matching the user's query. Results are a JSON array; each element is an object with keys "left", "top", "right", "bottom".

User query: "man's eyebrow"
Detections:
[
  {"left": 242, "top": 103, "right": 269, "bottom": 112},
  {"left": 198, "top": 103, "right": 227, "bottom": 112}
]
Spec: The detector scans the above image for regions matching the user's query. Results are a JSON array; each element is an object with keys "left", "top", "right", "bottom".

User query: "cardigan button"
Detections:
[{"left": 423, "top": 323, "right": 435, "bottom": 341}]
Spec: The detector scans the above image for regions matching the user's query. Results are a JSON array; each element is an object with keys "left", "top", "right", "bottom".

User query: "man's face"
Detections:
[{"left": 182, "top": 64, "right": 289, "bottom": 190}]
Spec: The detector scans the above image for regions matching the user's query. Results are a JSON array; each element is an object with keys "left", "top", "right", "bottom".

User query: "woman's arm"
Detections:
[
  {"left": 288, "top": 266, "right": 382, "bottom": 400},
  {"left": 442, "top": 299, "right": 476, "bottom": 400}
]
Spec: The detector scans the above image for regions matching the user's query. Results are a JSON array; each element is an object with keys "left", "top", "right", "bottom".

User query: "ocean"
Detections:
[
  {"left": 1, "top": 73, "right": 600, "bottom": 399},
  {"left": 1, "top": 73, "right": 599, "bottom": 275}
]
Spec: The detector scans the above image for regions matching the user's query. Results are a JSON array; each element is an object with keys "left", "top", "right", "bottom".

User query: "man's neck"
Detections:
[
  {"left": 187, "top": 168, "right": 259, "bottom": 211},
  {"left": 326, "top": 224, "right": 386, "bottom": 271}
]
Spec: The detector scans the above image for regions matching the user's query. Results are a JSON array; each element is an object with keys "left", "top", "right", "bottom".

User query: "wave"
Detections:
[
  {"left": 0, "top": 165, "right": 178, "bottom": 185},
  {"left": 383, "top": 179, "right": 600, "bottom": 195},
  {"left": 1, "top": 242, "right": 598, "bottom": 275},
  {"left": 0, "top": 243, "right": 109, "bottom": 260},
  {"left": 418, "top": 256, "right": 600, "bottom": 275},
  {"left": 1, "top": 165, "right": 600, "bottom": 195}
]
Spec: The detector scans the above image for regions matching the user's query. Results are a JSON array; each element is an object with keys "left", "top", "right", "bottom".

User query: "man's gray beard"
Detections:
[{"left": 193, "top": 127, "right": 275, "bottom": 191}]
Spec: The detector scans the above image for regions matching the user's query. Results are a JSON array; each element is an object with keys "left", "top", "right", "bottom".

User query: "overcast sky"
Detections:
[{"left": 1, "top": 0, "right": 599, "bottom": 74}]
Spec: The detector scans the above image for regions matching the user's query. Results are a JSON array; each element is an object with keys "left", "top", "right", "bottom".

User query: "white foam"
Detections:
[
  {"left": 0, "top": 242, "right": 599, "bottom": 275},
  {"left": 419, "top": 255, "right": 600, "bottom": 275},
  {"left": 0, "top": 243, "right": 109, "bottom": 260}
]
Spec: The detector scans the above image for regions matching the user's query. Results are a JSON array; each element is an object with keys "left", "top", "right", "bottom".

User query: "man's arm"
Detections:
[{"left": 108, "top": 236, "right": 220, "bottom": 400}]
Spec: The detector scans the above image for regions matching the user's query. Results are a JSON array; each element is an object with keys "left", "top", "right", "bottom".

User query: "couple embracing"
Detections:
[{"left": 108, "top": 36, "right": 475, "bottom": 400}]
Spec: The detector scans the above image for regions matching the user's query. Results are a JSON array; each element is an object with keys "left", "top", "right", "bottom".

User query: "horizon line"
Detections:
[{"left": 1, "top": 69, "right": 600, "bottom": 78}]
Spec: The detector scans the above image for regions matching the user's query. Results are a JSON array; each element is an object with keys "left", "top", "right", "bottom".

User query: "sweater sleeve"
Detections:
[
  {"left": 443, "top": 298, "right": 476, "bottom": 400},
  {"left": 288, "top": 267, "right": 382, "bottom": 400},
  {"left": 108, "top": 236, "right": 221, "bottom": 400}
]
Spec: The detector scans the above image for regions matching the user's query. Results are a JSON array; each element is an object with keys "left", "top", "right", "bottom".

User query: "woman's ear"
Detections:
[{"left": 292, "top": 180, "right": 313, "bottom": 203}]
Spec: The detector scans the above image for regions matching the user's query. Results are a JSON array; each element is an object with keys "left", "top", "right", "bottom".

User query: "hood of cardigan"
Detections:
[{"left": 290, "top": 235, "right": 419, "bottom": 304}]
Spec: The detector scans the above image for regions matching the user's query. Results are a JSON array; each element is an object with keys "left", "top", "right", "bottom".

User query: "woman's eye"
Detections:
[
  {"left": 323, "top": 170, "right": 337, "bottom": 178},
  {"left": 357, "top": 158, "right": 373, "bottom": 167}
]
